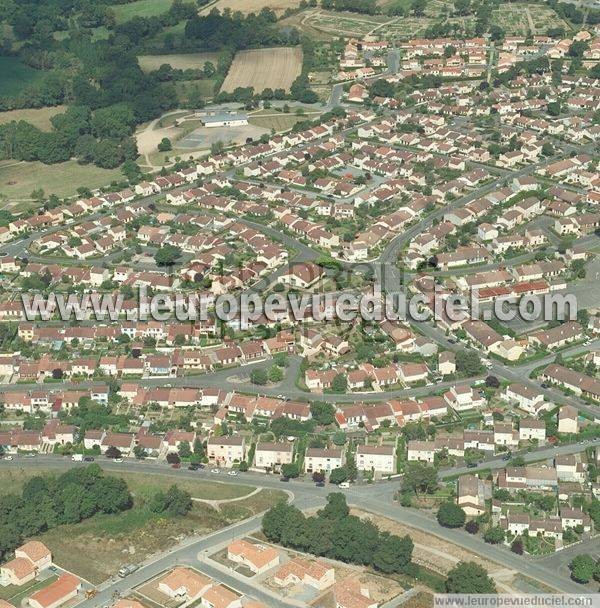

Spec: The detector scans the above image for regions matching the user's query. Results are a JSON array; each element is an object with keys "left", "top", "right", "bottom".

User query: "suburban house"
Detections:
[
  {"left": 207, "top": 436, "right": 246, "bottom": 467},
  {"left": 28, "top": 573, "right": 81, "bottom": 608},
  {"left": 227, "top": 540, "right": 279, "bottom": 575},
  {"left": 304, "top": 448, "right": 344, "bottom": 474},
  {"left": 253, "top": 442, "right": 294, "bottom": 471},
  {"left": 355, "top": 444, "right": 396, "bottom": 474}
]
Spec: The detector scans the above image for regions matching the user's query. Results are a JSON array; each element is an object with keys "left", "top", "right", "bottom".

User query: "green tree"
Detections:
[
  {"left": 158, "top": 137, "right": 172, "bottom": 152},
  {"left": 178, "top": 441, "right": 192, "bottom": 459},
  {"left": 250, "top": 368, "right": 268, "bottom": 385},
  {"left": 268, "top": 365, "right": 284, "bottom": 382},
  {"left": 281, "top": 462, "right": 300, "bottom": 478},
  {"left": 328, "top": 467, "right": 349, "bottom": 485},
  {"left": 310, "top": 402, "right": 336, "bottom": 425},
  {"left": 483, "top": 526, "right": 504, "bottom": 544},
  {"left": 402, "top": 462, "right": 438, "bottom": 495},
  {"left": 372, "top": 533, "right": 413, "bottom": 573},
  {"left": 446, "top": 562, "right": 496, "bottom": 593},
  {"left": 569, "top": 554, "right": 596, "bottom": 583},
  {"left": 331, "top": 373, "right": 347, "bottom": 393},
  {"left": 154, "top": 244, "right": 182, "bottom": 266},
  {"left": 455, "top": 349, "right": 484, "bottom": 376},
  {"left": 437, "top": 502, "right": 466, "bottom": 528}
]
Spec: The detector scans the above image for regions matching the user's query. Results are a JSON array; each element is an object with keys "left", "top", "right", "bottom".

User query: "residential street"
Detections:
[{"left": 0, "top": 451, "right": 594, "bottom": 602}]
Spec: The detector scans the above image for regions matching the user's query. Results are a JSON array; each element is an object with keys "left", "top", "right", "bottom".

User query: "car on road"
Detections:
[
  {"left": 227, "top": 470, "right": 238, "bottom": 476},
  {"left": 211, "top": 468, "right": 220, "bottom": 474},
  {"left": 280, "top": 476, "right": 290, "bottom": 482},
  {"left": 502, "top": 453, "right": 512, "bottom": 461},
  {"left": 84, "top": 456, "right": 94, "bottom": 462},
  {"left": 338, "top": 481, "right": 350, "bottom": 489},
  {"left": 171, "top": 463, "right": 181, "bottom": 469},
  {"left": 448, "top": 338, "right": 457, "bottom": 344},
  {"left": 541, "top": 383, "right": 549, "bottom": 388},
  {"left": 466, "top": 462, "right": 478, "bottom": 468},
  {"left": 188, "top": 463, "right": 200, "bottom": 470},
  {"left": 114, "top": 458, "right": 123, "bottom": 462},
  {"left": 118, "top": 565, "right": 139, "bottom": 578},
  {"left": 315, "top": 481, "right": 325, "bottom": 487},
  {"left": 3, "top": 455, "right": 13, "bottom": 461}
]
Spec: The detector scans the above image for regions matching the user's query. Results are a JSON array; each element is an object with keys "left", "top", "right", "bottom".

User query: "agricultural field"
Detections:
[
  {"left": 0, "top": 106, "right": 66, "bottom": 131},
  {"left": 200, "top": 0, "right": 302, "bottom": 16},
  {"left": 138, "top": 52, "right": 220, "bottom": 72},
  {"left": 0, "top": 160, "right": 123, "bottom": 204},
  {"left": 110, "top": 0, "right": 172, "bottom": 24},
  {"left": 0, "top": 57, "right": 47, "bottom": 99},
  {"left": 303, "top": 10, "right": 391, "bottom": 37},
  {"left": 248, "top": 107, "right": 321, "bottom": 131},
  {"left": 221, "top": 47, "right": 303, "bottom": 94},
  {"left": 491, "top": 3, "right": 569, "bottom": 36}
]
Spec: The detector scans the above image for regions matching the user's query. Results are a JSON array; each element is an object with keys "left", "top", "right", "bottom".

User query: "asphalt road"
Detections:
[
  {"left": 0, "top": 453, "right": 593, "bottom": 599},
  {"left": 438, "top": 438, "right": 600, "bottom": 478}
]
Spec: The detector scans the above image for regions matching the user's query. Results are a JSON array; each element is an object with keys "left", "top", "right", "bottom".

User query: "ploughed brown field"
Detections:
[{"left": 221, "top": 47, "right": 303, "bottom": 94}]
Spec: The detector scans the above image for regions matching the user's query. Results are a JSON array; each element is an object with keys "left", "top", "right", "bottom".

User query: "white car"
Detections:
[
  {"left": 339, "top": 481, "right": 350, "bottom": 489},
  {"left": 227, "top": 470, "right": 239, "bottom": 476},
  {"left": 114, "top": 458, "right": 123, "bottom": 463},
  {"left": 3, "top": 455, "right": 13, "bottom": 461},
  {"left": 211, "top": 468, "right": 220, "bottom": 474}
]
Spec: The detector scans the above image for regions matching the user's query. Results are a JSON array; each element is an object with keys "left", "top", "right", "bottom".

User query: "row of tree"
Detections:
[{"left": 263, "top": 493, "right": 414, "bottom": 573}]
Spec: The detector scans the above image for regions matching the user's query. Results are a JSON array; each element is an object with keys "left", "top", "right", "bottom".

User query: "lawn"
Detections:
[
  {"left": 172, "top": 79, "right": 217, "bottom": 102},
  {"left": 0, "top": 106, "right": 66, "bottom": 131},
  {"left": 248, "top": 108, "right": 321, "bottom": 132},
  {"left": 111, "top": 0, "right": 172, "bottom": 23},
  {"left": 0, "top": 159, "right": 123, "bottom": 202},
  {"left": 0, "top": 57, "right": 47, "bottom": 98},
  {"left": 0, "top": 575, "right": 59, "bottom": 604}
]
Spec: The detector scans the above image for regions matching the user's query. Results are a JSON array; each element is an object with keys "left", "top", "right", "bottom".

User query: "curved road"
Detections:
[{"left": 0, "top": 454, "right": 592, "bottom": 603}]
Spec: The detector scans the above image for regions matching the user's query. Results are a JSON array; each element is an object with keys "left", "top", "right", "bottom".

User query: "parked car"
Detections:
[
  {"left": 211, "top": 468, "right": 220, "bottom": 474},
  {"left": 227, "top": 470, "right": 238, "bottom": 476},
  {"left": 84, "top": 456, "right": 95, "bottom": 462},
  {"left": 339, "top": 481, "right": 350, "bottom": 489},
  {"left": 280, "top": 476, "right": 290, "bottom": 482},
  {"left": 188, "top": 463, "right": 199, "bottom": 471},
  {"left": 171, "top": 463, "right": 181, "bottom": 469},
  {"left": 315, "top": 481, "right": 325, "bottom": 487},
  {"left": 114, "top": 458, "right": 123, "bottom": 463},
  {"left": 3, "top": 455, "right": 13, "bottom": 461}
]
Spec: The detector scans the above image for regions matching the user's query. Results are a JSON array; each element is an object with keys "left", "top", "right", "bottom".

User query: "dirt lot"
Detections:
[
  {"left": 201, "top": 0, "right": 301, "bottom": 16},
  {"left": 221, "top": 47, "right": 303, "bottom": 94},
  {"left": 352, "top": 508, "right": 493, "bottom": 574},
  {"left": 138, "top": 52, "right": 219, "bottom": 72}
]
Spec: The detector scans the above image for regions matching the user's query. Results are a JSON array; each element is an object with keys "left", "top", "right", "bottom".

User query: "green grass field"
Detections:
[
  {"left": 111, "top": 0, "right": 172, "bottom": 23},
  {"left": 0, "top": 160, "right": 123, "bottom": 203},
  {"left": 0, "top": 56, "right": 47, "bottom": 98},
  {"left": 138, "top": 52, "right": 219, "bottom": 72},
  {"left": 172, "top": 79, "right": 217, "bottom": 101},
  {"left": 248, "top": 108, "right": 321, "bottom": 132},
  {"left": 0, "top": 106, "right": 66, "bottom": 131}
]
